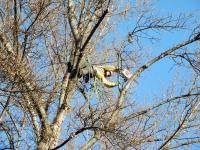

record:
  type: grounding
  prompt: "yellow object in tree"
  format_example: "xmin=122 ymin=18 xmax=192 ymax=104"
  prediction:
xmin=93 ymin=66 xmax=119 ymax=88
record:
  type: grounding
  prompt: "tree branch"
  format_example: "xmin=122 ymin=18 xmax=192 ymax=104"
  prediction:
xmin=108 ymin=33 xmax=200 ymax=125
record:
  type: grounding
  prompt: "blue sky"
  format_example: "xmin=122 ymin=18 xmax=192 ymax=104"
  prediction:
xmin=132 ymin=1 xmax=199 ymax=149
xmin=156 ymin=0 xmax=200 ymax=12
xmin=128 ymin=0 xmax=200 ymax=104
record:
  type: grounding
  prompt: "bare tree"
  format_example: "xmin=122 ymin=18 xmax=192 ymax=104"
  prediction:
xmin=0 ymin=0 xmax=200 ymax=150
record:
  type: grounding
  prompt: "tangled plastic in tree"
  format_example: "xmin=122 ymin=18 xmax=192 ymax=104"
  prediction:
xmin=68 ymin=61 xmax=132 ymax=88
xmin=92 ymin=66 xmax=132 ymax=88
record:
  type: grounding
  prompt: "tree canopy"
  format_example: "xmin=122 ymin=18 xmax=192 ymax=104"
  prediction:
xmin=0 ymin=0 xmax=200 ymax=149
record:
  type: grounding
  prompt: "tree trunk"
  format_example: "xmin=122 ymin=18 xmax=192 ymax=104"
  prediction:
xmin=37 ymin=80 xmax=76 ymax=150
xmin=37 ymin=133 xmax=60 ymax=150
xmin=37 ymin=142 xmax=50 ymax=150
xmin=37 ymin=126 xmax=60 ymax=150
